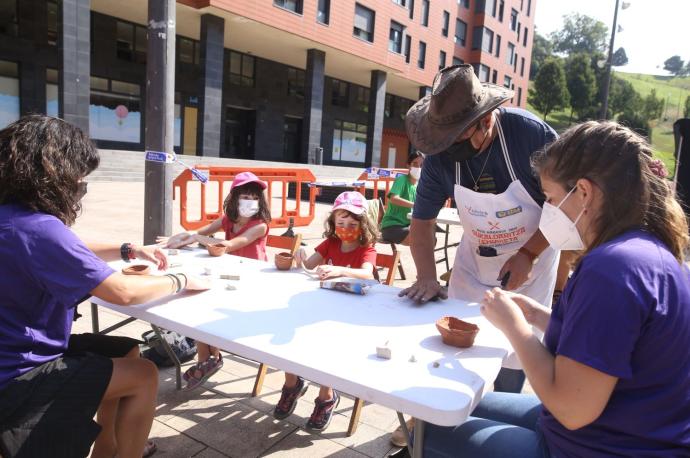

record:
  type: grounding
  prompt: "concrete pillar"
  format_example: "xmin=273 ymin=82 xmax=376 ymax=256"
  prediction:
xmin=303 ymin=49 xmax=325 ymax=164
xmin=58 ymin=0 xmax=90 ymax=133
xmin=365 ymin=70 xmax=387 ymax=167
xmin=197 ymin=14 xmax=224 ymax=157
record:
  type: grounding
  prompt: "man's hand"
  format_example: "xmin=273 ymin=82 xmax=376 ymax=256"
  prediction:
xmin=399 ymin=279 xmax=448 ymax=304
xmin=132 ymin=244 xmax=168 ymax=270
xmin=498 ymin=252 xmax=534 ymax=290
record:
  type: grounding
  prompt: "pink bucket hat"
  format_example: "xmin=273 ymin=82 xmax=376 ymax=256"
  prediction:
xmin=332 ymin=191 xmax=366 ymax=215
xmin=231 ymin=171 xmax=267 ymax=190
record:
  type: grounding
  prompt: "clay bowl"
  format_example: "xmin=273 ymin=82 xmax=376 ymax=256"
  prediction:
xmin=274 ymin=251 xmax=294 ymax=271
xmin=122 ymin=264 xmax=150 ymax=276
xmin=206 ymin=243 xmax=226 ymax=257
xmin=435 ymin=316 xmax=479 ymax=348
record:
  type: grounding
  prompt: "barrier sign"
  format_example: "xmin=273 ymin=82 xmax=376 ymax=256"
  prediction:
xmin=144 ymin=150 xmax=209 ymax=184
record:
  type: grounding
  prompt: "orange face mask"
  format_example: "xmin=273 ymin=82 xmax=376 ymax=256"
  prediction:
xmin=335 ymin=227 xmax=361 ymax=243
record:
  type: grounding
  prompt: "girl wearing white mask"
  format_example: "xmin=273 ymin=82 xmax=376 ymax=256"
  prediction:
xmin=380 ymin=151 xmax=424 ymax=245
xmin=158 ymin=171 xmax=271 ymax=390
xmin=422 ymin=121 xmax=690 ymax=457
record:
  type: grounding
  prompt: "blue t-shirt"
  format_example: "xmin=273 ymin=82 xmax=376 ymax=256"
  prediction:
xmin=412 ymin=107 xmax=557 ymax=219
xmin=0 ymin=204 xmax=114 ymax=389
xmin=540 ymin=230 xmax=690 ymax=457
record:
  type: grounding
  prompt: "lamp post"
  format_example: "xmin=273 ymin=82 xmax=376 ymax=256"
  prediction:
xmin=600 ymin=0 xmax=630 ymax=119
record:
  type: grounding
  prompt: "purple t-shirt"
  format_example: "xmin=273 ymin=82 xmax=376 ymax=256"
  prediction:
xmin=0 ymin=204 xmax=114 ymax=389
xmin=540 ymin=230 xmax=690 ymax=457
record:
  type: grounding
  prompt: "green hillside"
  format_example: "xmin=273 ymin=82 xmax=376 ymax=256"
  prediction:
xmin=527 ymin=72 xmax=690 ymax=174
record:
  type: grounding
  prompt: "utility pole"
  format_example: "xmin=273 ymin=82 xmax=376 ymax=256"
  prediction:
xmin=143 ymin=0 xmax=176 ymax=245
xmin=600 ymin=0 xmax=621 ymax=119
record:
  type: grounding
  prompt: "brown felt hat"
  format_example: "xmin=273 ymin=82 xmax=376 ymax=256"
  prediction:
xmin=405 ymin=64 xmax=514 ymax=155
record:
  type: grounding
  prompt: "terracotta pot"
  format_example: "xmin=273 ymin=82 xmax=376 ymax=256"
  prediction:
xmin=435 ymin=316 xmax=479 ymax=348
xmin=206 ymin=243 xmax=226 ymax=257
xmin=122 ymin=264 xmax=150 ymax=276
xmin=274 ymin=251 xmax=294 ymax=271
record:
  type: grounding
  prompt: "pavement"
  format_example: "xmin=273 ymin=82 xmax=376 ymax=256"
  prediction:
xmin=71 ymin=181 xmax=464 ymax=458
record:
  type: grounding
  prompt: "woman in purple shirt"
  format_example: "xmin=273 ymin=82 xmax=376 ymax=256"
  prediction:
xmin=423 ymin=121 xmax=690 ymax=457
xmin=0 ymin=116 xmax=210 ymax=458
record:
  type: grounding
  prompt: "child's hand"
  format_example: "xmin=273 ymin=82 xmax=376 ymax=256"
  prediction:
xmin=157 ymin=232 xmax=195 ymax=248
xmin=294 ymin=248 xmax=308 ymax=267
xmin=316 ymin=265 xmax=342 ymax=280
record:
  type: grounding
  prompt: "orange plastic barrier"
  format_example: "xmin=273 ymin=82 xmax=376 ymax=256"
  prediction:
xmin=173 ymin=166 xmax=317 ymax=231
xmin=355 ymin=168 xmax=409 ymax=207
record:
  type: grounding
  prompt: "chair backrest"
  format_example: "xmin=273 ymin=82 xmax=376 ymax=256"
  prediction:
xmin=373 ymin=251 xmax=401 ymax=286
xmin=266 ymin=233 xmax=302 ymax=255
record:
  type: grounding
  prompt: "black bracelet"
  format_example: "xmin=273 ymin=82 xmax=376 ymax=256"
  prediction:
xmin=120 ymin=243 xmax=131 ymax=263
xmin=177 ymin=273 xmax=188 ymax=290
xmin=165 ymin=273 xmax=182 ymax=294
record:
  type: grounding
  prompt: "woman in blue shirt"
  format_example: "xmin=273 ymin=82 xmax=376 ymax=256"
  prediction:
xmin=423 ymin=121 xmax=690 ymax=457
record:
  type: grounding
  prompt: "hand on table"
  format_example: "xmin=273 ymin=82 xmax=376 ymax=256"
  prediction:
xmin=315 ymin=264 xmax=342 ymax=280
xmin=480 ymin=288 xmax=531 ymax=337
xmin=132 ymin=244 xmax=168 ymax=270
xmin=156 ymin=232 xmax=196 ymax=249
xmin=182 ymin=274 xmax=212 ymax=291
xmin=294 ymin=248 xmax=308 ymax=268
xmin=398 ymin=279 xmax=448 ymax=304
xmin=498 ymin=252 xmax=534 ymax=290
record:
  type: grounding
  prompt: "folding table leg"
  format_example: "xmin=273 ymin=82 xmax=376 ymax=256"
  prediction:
xmin=91 ymin=302 xmax=99 ymax=333
xmin=412 ymin=419 xmax=425 ymax=458
xmin=252 ymin=363 xmax=268 ymax=397
xmin=443 ymin=224 xmax=451 ymax=272
xmin=151 ymin=325 xmax=182 ymax=390
xmin=348 ymin=398 xmax=365 ymax=436
xmin=396 ymin=412 xmax=414 ymax=457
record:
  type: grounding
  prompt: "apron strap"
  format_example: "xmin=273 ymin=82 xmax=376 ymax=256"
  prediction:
xmin=495 ymin=121 xmax=518 ymax=182
xmin=455 ymin=161 xmax=461 ymax=185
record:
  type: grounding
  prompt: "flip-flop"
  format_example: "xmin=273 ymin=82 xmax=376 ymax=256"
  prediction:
xmin=143 ymin=439 xmax=157 ymax=457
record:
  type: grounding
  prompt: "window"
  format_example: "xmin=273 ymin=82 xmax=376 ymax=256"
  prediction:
xmin=353 ymin=4 xmax=375 ymax=42
xmin=46 ymin=69 xmax=59 ymax=117
xmin=510 ymin=9 xmax=518 ymax=31
xmin=442 ymin=11 xmax=449 ymax=36
xmin=439 ymin=50 xmax=446 ymax=70
xmin=331 ymin=79 xmax=349 ymax=107
xmin=498 ymin=0 xmax=505 ymax=21
xmin=0 ymin=1 xmax=18 ymax=37
xmin=228 ymin=51 xmax=255 ymax=87
xmin=452 ymin=57 xmax=464 ymax=66
xmin=389 ymin=21 xmax=405 ymax=54
xmin=404 ymin=35 xmax=412 ymax=63
xmin=356 ymin=87 xmax=370 ymax=112
xmin=514 ymin=52 xmax=518 ymax=72
xmin=397 ymin=98 xmax=412 ymax=120
xmin=504 ymin=75 xmax=512 ymax=88
xmin=421 ymin=0 xmax=429 ymax=26
xmin=90 ymin=76 xmax=142 ymax=143
xmin=490 ymin=0 xmax=498 ymax=17
xmin=409 ymin=0 xmax=415 ymax=20
xmin=474 ymin=0 xmax=486 ymax=13
xmin=116 ymin=22 xmax=134 ymax=61
xmin=495 ymin=34 xmax=501 ymax=57
xmin=527 ymin=0 xmax=531 ymax=16
xmin=332 ymin=120 xmax=367 ymax=163
xmin=473 ymin=26 xmax=493 ymax=53
xmin=517 ymin=87 xmax=522 ymax=105
xmin=274 ymin=0 xmax=303 ymax=14
xmin=455 ymin=19 xmax=467 ymax=46
xmin=458 ymin=0 xmax=469 ymax=7
xmin=520 ymin=57 xmax=525 ymax=77
xmin=0 ymin=60 xmax=19 ymax=129
xmin=517 ymin=22 xmax=521 ymax=42
xmin=492 ymin=69 xmax=497 ymax=84
xmin=385 ymin=94 xmax=393 ymax=118
xmin=507 ymin=42 xmax=515 ymax=65
xmin=287 ymin=67 xmax=305 ymax=98
xmin=393 ymin=0 xmax=408 ymax=6
xmin=418 ymin=41 xmax=426 ymax=69
xmin=179 ymin=37 xmax=200 ymax=65
xmin=47 ymin=0 xmax=58 ymax=45
xmin=523 ymin=28 xmax=528 ymax=46
xmin=478 ymin=64 xmax=490 ymax=82
xmin=317 ymin=0 xmax=330 ymax=24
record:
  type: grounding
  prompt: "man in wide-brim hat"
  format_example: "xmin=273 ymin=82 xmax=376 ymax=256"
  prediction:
xmin=399 ymin=64 xmax=561 ymax=393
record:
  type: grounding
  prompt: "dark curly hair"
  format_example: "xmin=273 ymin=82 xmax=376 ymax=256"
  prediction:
xmin=323 ymin=209 xmax=379 ymax=247
xmin=0 ymin=115 xmax=99 ymax=226
xmin=223 ymin=181 xmax=271 ymax=224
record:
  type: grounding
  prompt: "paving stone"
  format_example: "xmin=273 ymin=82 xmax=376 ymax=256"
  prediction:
xmin=148 ymin=419 xmax=207 ymax=457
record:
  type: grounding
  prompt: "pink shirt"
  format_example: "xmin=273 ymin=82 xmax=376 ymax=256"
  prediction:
xmin=221 ymin=216 xmax=268 ymax=261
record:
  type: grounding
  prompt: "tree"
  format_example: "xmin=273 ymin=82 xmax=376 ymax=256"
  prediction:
xmin=566 ymin=54 xmax=597 ymax=122
xmin=618 ymin=110 xmax=650 ymax=139
xmin=643 ymin=89 xmax=664 ymax=121
xmin=528 ymin=58 xmax=570 ymax=121
xmin=685 ymin=95 xmax=690 ymax=118
xmin=530 ymin=32 xmax=553 ymax=80
xmin=549 ymin=13 xmax=608 ymax=55
xmin=664 ymin=55 xmax=685 ymax=76
xmin=612 ymin=47 xmax=628 ymax=67
xmin=609 ymin=76 xmax=642 ymax=119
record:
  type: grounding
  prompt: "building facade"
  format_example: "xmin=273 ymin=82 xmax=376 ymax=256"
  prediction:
xmin=0 ymin=0 xmax=536 ymax=168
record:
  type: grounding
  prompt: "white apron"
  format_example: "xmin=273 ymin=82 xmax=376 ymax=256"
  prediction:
xmin=449 ymin=122 xmax=559 ymax=307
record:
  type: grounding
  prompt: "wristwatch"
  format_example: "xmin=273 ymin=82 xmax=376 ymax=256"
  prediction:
xmin=518 ymin=246 xmax=539 ymax=265
xmin=120 ymin=243 xmax=136 ymax=262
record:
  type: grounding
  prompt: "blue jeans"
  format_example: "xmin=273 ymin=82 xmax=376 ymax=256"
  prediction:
xmin=422 ymin=392 xmax=552 ymax=458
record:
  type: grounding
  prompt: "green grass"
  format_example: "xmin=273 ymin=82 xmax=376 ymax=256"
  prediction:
xmin=526 ymin=72 xmax=690 ymax=175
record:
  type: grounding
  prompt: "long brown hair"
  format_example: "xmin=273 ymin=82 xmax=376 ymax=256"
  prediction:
xmin=532 ymin=121 xmax=688 ymax=262
xmin=223 ymin=181 xmax=271 ymax=224
xmin=0 ymin=115 xmax=99 ymax=226
xmin=323 ymin=210 xmax=379 ymax=247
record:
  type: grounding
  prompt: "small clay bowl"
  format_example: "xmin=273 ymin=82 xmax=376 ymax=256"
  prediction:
xmin=274 ymin=252 xmax=294 ymax=271
xmin=436 ymin=316 xmax=479 ymax=348
xmin=206 ymin=243 xmax=226 ymax=257
xmin=122 ymin=264 xmax=150 ymax=276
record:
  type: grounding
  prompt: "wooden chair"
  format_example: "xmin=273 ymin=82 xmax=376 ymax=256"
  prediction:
xmin=251 ymin=233 xmax=302 ymax=397
xmin=369 ymin=198 xmax=407 ymax=281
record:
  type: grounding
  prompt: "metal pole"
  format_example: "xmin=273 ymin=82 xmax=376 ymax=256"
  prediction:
xmin=600 ymin=0 xmax=620 ymax=120
xmin=143 ymin=0 xmax=176 ymax=245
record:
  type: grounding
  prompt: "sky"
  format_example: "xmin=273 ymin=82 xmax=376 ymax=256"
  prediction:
xmin=533 ymin=0 xmax=690 ymax=75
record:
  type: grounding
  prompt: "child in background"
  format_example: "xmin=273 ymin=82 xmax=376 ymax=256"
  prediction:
xmin=158 ymin=171 xmax=271 ymax=390
xmin=274 ymin=191 xmax=378 ymax=431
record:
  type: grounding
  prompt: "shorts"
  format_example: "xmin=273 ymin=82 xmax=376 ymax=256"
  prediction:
xmin=380 ymin=225 xmax=410 ymax=244
xmin=0 ymin=333 xmax=140 ymax=458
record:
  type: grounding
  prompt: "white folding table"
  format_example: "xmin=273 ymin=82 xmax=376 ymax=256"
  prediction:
xmin=91 ymin=249 xmax=513 ymax=457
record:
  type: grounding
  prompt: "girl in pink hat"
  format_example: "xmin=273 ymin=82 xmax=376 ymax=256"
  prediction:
xmin=272 ymin=191 xmax=379 ymax=431
xmin=158 ymin=171 xmax=271 ymax=390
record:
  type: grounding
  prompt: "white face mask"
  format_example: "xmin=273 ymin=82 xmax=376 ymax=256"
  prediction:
xmin=238 ymin=198 xmax=260 ymax=218
xmin=409 ymin=167 xmax=421 ymax=180
xmin=538 ymin=186 xmax=585 ymax=251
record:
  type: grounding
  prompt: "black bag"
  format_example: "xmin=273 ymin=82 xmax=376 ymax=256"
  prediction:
xmin=141 ymin=329 xmax=197 ymax=367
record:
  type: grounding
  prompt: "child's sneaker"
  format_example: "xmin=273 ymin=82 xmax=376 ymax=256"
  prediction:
xmin=273 ymin=376 xmax=307 ymax=420
xmin=306 ymin=391 xmax=340 ymax=431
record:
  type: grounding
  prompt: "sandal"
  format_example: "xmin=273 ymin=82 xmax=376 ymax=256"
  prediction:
xmin=142 ymin=439 xmax=157 ymax=457
xmin=182 ymin=354 xmax=223 ymax=391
